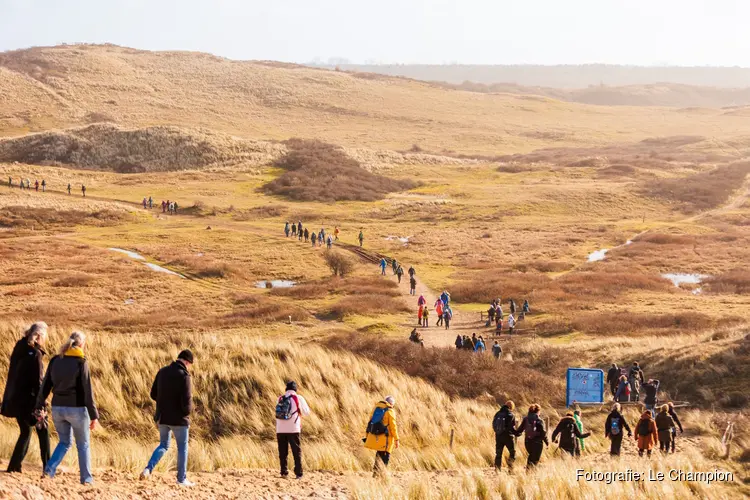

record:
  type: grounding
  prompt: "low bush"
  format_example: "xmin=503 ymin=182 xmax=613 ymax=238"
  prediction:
xmin=326 ymin=294 xmax=409 ymax=319
xmin=323 ymin=250 xmax=354 ymax=277
xmin=706 ymin=269 xmax=750 ymax=294
xmin=52 ymin=273 xmax=96 ymax=287
xmin=0 ymin=207 xmax=127 ymax=229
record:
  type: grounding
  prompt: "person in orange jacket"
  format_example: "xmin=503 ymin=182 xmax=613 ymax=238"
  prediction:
xmin=363 ymin=396 xmax=399 ymax=476
xmin=635 ymin=410 xmax=658 ymax=457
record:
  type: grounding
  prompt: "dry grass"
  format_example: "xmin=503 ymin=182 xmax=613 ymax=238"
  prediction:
xmin=706 ymin=269 xmax=750 ymax=294
xmin=0 ymin=206 xmax=128 ymax=229
xmin=263 ymin=139 xmax=417 ymax=201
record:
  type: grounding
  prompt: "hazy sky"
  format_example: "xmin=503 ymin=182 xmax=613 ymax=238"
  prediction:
xmin=1 ymin=0 xmax=748 ymax=66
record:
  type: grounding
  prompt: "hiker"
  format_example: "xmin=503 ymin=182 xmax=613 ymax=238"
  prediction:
xmin=492 ymin=341 xmax=502 ymax=359
xmin=379 ymin=258 xmax=387 ymax=276
xmin=320 ymin=228 xmax=326 ymax=242
xmin=417 ymin=295 xmax=426 ymax=308
xmin=81 ymin=185 xmax=86 ymax=197
xmin=174 ymin=202 xmax=179 ymax=213
xmin=318 ymin=231 xmax=324 ymax=246
xmin=143 ymin=197 xmax=148 ymax=209
xmin=25 ymin=179 xmax=30 ymax=189
xmin=628 ymin=362 xmax=645 ymax=402
xmin=655 ymin=405 xmax=676 ymax=454
xmin=67 ymin=184 xmax=72 ymax=195
xmin=334 ymin=226 xmax=340 ymax=240
xmin=435 ymin=299 xmax=444 ymax=327
xmin=573 ymin=409 xmax=586 ymax=456
xmin=409 ymin=276 xmax=417 ymax=296
xmin=35 ymin=180 xmax=39 ymax=192
xmin=635 ymin=410 xmax=658 ymax=457
xmin=643 ymin=379 xmax=660 ymax=417
xmin=41 ymin=180 xmax=46 ymax=192
xmin=162 ymin=200 xmax=166 ymax=213
xmin=36 ymin=331 xmax=98 ymax=485
xmin=417 ymin=305 xmax=424 ymax=326
xmin=140 ymin=350 xmax=195 ymax=486
xmin=409 ymin=328 xmax=422 ymax=343
xmin=422 ymin=307 xmax=429 ymax=327
xmin=2 ymin=322 xmax=50 ymax=473
xmin=516 ymin=404 xmax=549 ymax=468
xmin=509 ymin=299 xmax=516 ymax=315
xmin=297 ymin=221 xmax=303 ymax=236
xmin=304 ymin=228 xmax=309 ymax=242
xmin=507 ymin=313 xmax=516 ymax=334
xmin=148 ymin=197 xmax=153 ymax=209
xmin=604 ymin=402 xmax=632 ymax=456
xmin=311 ymin=232 xmax=317 ymax=247
xmin=614 ymin=375 xmax=631 ymax=403
xmin=284 ymin=222 xmax=290 ymax=237
xmin=298 ymin=227 xmax=303 ymax=241
xmin=454 ymin=335 xmax=462 ymax=350
xmin=408 ymin=266 xmax=415 ymax=279
xmin=363 ymin=396 xmax=399 ymax=476
xmin=552 ymin=411 xmax=590 ymax=457
xmin=474 ymin=336 xmax=486 ymax=353
xmin=667 ymin=403 xmax=683 ymax=453
xmin=396 ymin=265 xmax=404 ymax=284
xmin=492 ymin=401 xmax=518 ymax=471
xmin=606 ymin=364 xmax=620 ymax=397
xmin=7 ymin=176 xmax=11 ymax=188
xmin=443 ymin=305 xmax=452 ymax=329
xmin=463 ymin=335 xmax=473 ymax=350
xmin=275 ymin=381 xmax=311 ymax=479
xmin=487 ymin=304 xmax=496 ymax=326
xmin=495 ymin=314 xmax=503 ymax=333
xmin=326 ymin=235 xmax=333 ymax=249
xmin=291 ymin=223 xmax=297 ymax=237
xmin=358 ymin=230 xmax=364 ymax=247
xmin=522 ymin=299 xmax=530 ymax=314
xmin=440 ymin=290 xmax=450 ymax=306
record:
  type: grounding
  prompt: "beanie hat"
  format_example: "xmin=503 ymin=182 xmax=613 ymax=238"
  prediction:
xmin=178 ymin=349 xmax=194 ymax=364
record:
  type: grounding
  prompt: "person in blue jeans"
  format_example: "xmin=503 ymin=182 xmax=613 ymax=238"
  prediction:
xmin=36 ymin=331 xmax=99 ymax=485
xmin=140 ymin=350 xmax=195 ymax=486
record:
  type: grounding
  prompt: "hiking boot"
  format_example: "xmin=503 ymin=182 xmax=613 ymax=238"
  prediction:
xmin=139 ymin=468 xmax=150 ymax=481
xmin=177 ymin=479 xmax=195 ymax=487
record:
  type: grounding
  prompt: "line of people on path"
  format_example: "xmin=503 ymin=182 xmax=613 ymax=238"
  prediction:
xmin=285 ymin=221 xmax=337 ymax=249
xmin=486 ymin=298 xmax=530 ymax=335
xmin=8 ymin=177 xmax=86 ymax=196
xmin=607 ymin=362 xmax=661 ymax=415
xmin=160 ymin=200 xmax=178 ymax=214
xmin=454 ymin=333 xmax=502 ymax=358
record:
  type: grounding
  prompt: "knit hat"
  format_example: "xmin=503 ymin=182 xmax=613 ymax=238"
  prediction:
xmin=286 ymin=380 xmax=298 ymax=392
xmin=178 ymin=349 xmax=194 ymax=364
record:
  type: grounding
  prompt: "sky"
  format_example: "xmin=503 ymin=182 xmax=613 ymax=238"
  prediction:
xmin=1 ymin=0 xmax=748 ymax=66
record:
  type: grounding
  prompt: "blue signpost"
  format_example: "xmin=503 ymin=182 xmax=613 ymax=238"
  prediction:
xmin=566 ymin=368 xmax=604 ymax=407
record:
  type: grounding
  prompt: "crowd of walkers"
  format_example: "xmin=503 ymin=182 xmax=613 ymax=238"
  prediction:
xmin=486 ymin=298 xmax=530 ymax=334
xmin=8 ymin=177 xmax=86 ymax=196
xmin=284 ymin=221 xmax=339 ymax=249
xmin=606 ymin=362 xmax=661 ymax=415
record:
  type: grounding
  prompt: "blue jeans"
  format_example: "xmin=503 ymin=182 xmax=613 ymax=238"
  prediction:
xmin=46 ymin=406 xmax=92 ymax=484
xmin=145 ymin=425 xmax=189 ymax=482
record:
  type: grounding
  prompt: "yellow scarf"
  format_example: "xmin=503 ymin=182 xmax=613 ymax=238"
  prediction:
xmin=64 ymin=347 xmax=85 ymax=358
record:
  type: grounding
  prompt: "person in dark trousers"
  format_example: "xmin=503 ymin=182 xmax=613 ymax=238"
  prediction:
xmin=36 ymin=331 xmax=98 ymax=485
xmin=291 ymin=223 xmax=297 ymax=237
xmin=606 ymin=364 xmax=620 ymax=397
xmin=284 ymin=222 xmax=290 ymax=237
xmin=41 ymin=180 xmax=46 ymax=192
xmin=643 ymin=379 xmax=660 ymax=417
xmin=667 ymin=402 xmax=683 ymax=453
xmin=443 ymin=305 xmax=452 ymax=329
xmin=655 ymin=404 xmax=676 ymax=454
xmin=67 ymin=183 xmax=72 ymax=195
xmin=2 ymin=322 xmax=50 ymax=473
xmin=409 ymin=276 xmax=417 ymax=296
xmin=629 ymin=362 xmax=645 ymax=402
xmin=509 ymin=299 xmax=516 ymax=315
xmin=363 ymin=396 xmax=399 ymax=477
xmin=491 ymin=341 xmax=502 ymax=359
xmin=408 ymin=266 xmax=415 ymax=279
xmin=604 ymin=402 xmax=632 ymax=456
xmin=140 ymin=350 xmax=195 ymax=486
xmin=81 ymin=185 xmax=86 ymax=197
xmin=552 ymin=412 xmax=590 ymax=456
xmin=515 ymin=404 xmax=548 ymax=468
xmin=396 ymin=266 xmax=404 ymax=284
xmin=454 ymin=335 xmax=462 ymax=350
xmin=492 ymin=401 xmax=518 ymax=471
xmin=614 ymin=375 xmax=631 ymax=403
xmin=304 ymin=228 xmax=309 ymax=242
xmin=358 ymin=230 xmax=364 ymax=247
xmin=276 ymin=381 xmax=311 ymax=479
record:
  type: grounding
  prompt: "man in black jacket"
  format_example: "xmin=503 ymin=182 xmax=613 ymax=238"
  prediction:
xmin=140 ymin=350 xmax=194 ymax=486
xmin=643 ymin=379 xmax=660 ymax=417
xmin=667 ymin=402 xmax=683 ymax=453
xmin=552 ymin=412 xmax=590 ymax=456
xmin=492 ymin=401 xmax=518 ymax=471
xmin=606 ymin=364 xmax=620 ymax=397
xmin=604 ymin=403 xmax=632 ymax=456
xmin=515 ymin=404 xmax=549 ymax=469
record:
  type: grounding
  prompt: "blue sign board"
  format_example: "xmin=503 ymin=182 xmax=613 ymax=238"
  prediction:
xmin=566 ymin=368 xmax=604 ymax=407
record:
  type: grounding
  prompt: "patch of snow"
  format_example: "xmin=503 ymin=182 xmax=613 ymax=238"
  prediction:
xmin=144 ymin=263 xmax=185 ymax=278
xmin=256 ymin=280 xmax=296 ymax=289
xmin=109 ymin=248 xmax=145 ymax=260
xmin=662 ymin=273 xmax=710 ymax=288
xmin=587 ymin=249 xmax=609 ymax=262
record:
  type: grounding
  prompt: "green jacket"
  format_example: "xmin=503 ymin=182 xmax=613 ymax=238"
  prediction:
xmin=573 ymin=414 xmax=585 ymax=451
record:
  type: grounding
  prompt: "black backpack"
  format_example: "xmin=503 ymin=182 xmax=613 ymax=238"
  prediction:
xmin=525 ymin=414 xmax=541 ymax=440
xmin=493 ymin=410 xmax=513 ymax=435
xmin=638 ymin=419 xmax=651 ymax=436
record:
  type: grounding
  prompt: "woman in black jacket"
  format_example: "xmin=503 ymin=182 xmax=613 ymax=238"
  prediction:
xmin=1 ymin=322 xmax=51 ymax=473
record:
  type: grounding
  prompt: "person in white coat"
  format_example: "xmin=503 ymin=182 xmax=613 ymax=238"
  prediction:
xmin=275 ymin=381 xmax=311 ymax=479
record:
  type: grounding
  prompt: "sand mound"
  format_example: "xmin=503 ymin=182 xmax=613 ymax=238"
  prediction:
xmin=0 ymin=123 xmax=285 ymax=172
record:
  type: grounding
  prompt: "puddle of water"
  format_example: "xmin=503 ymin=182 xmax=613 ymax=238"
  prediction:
xmin=255 ymin=280 xmax=296 ymax=289
xmin=109 ymin=248 xmax=145 ymax=261
xmin=587 ymin=249 xmax=608 ymax=262
xmin=662 ymin=273 xmax=710 ymax=287
xmin=144 ymin=262 xmax=186 ymax=278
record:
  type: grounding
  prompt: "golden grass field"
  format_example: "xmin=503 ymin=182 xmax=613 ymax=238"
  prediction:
xmin=0 ymin=45 xmax=749 ymax=498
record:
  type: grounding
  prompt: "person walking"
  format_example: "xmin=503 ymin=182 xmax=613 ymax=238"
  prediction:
xmin=409 ymin=276 xmax=417 ymax=296
xmin=492 ymin=341 xmax=502 ymax=359
xmin=573 ymin=409 xmax=586 ymax=456
xmin=334 ymin=226 xmax=340 ymax=241
xmin=34 ymin=180 xmax=39 ymax=192
xmin=67 ymin=184 xmax=72 ymax=195
xmin=318 ymin=231 xmax=324 ymax=247
xmin=311 ymin=232 xmax=317 ymax=247
xmin=326 ymin=235 xmax=333 ymax=249
xmin=284 ymin=222 xmax=290 ymax=237
xmin=667 ymin=402 xmax=683 ymax=453
xmin=396 ymin=266 xmax=404 ymax=284
xmin=8 ymin=176 xmax=11 ymax=188
xmin=643 ymin=379 xmax=660 ymax=416
xmin=291 ymin=223 xmax=297 ymax=237
xmin=2 ymin=322 xmax=50 ymax=473
xmin=606 ymin=364 xmax=620 ymax=398
xmin=161 ymin=200 xmax=166 ymax=213
xmin=629 ymin=362 xmax=645 ymax=402
xmin=379 ymin=258 xmax=387 ymax=276
xmin=358 ymin=230 xmax=364 ymax=247
xmin=454 ymin=335 xmax=462 ymax=350
xmin=36 ymin=331 xmax=98 ymax=485
xmin=655 ymin=405 xmax=676 ymax=455
xmin=509 ymin=299 xmax=516 ymax=315
xmin=522 ymin=299 xmax=530 ymax=314
xmin=140 ymin=350 xmax=195 ymax=486
xmin=492 ymin=401 xmax=518 ymax=471
xmin=41 ymin=180 xmax=46 ymax=192
xmin=148 ymin=197 xmax=153 ymax=209
xmin=363 ymin=396 xmax=399 ymax=477
xmin=417 ymin=305 xmax=424 ymax=326
xmin=303 ymin=228 xmax=309 ymax=242
xmin=422 ymin=307 xmax=429 ymax=327
xmin=443 ymin=305 xmax=453 ymax=329
xmin=297 ymin=221 xmax=303 ymax=237
xmin=143 ymin=197 xmax=148 ymax=209
xmin=474 ymin=336 xmax=486 ymax=353
xmin=408 ymin=266 xmax=415 ymax=280
xmin=604 ymin=403 xmax=632 ymax=456
xmin=81 ymin=185 xmax=86 ymax=197
xmin=614 ymin=375 xmax=631 ymax=403
xmin=435 ymin=299 xmax=444 ymax=327
xmin=551 ymin=411 xmax=590 ymax=457
xmin=635 ymin=410 xmax=658 ymax=458
xmin=515 ymin=404 xmax=549 ymax=468
xmin=507 ymin=313 xmax=516 ymax=335
xmin=275 ymin=381 xmax=311 ymax=479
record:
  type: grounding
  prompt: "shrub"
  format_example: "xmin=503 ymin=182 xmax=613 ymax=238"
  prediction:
xmin=326 ymin=294 xmax=409 ymax=319
xmin=706 ymin=269 xmax=750 ymax=294
xmin=263 ymin=139 xmax=417 ymax=201
xmin=323 ymin=250 xmax=354 ymax=277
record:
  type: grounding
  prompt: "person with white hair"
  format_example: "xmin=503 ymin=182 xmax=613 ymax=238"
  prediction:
xmin=1 ymin=322 xmax=50 ymax=473
xmin=36 ymin=331 xmax=99 ymax=485
xmin=363 ymin=395 xmax=399 ymax=476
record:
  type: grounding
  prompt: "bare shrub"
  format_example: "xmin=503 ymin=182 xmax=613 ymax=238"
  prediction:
xmin=0 ymin=207 xmax=127 ymax=229
xmin=323 ymin=250 xmax=354 ymax=277
xmin=52 ymin=273 xmax=95 ymax=287
xmin=263 ymin=139 xmax=417 ymax=202
xmin=326 ymin=294 xmax=409 ymax=319
xmin=706 ymin=269 xmax=750 ymax=294
xmin=222 ymin=294 xmax=308 ymax=324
